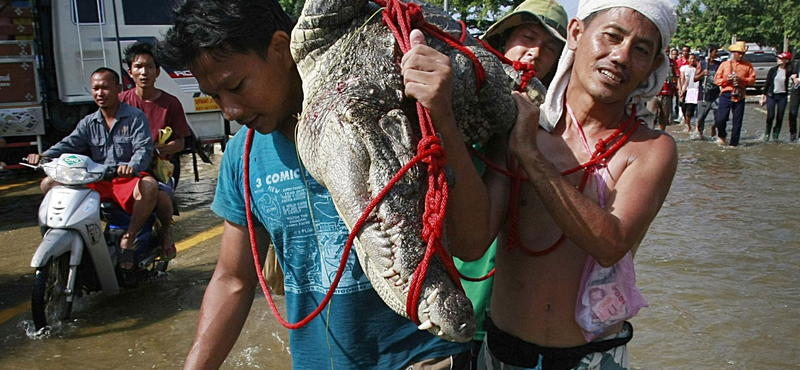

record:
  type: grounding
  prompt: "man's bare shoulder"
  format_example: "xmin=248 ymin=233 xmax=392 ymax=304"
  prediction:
xmin=626 ymin=124 xmax=678 ymax=166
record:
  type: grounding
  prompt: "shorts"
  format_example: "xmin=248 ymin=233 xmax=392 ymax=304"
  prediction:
xmin=647 ymin=95 xmax=672 ymax=127
xmin=87 ymin=172 xmax=149 ymax=214
xmin=477 ymin=317 xmax=632 ymax=370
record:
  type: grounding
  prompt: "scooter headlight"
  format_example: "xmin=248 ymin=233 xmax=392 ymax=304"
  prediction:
xmin=44 ymin=165 xmax=104 ymax=185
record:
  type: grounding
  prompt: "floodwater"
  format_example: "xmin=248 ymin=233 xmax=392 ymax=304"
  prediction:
xmin=0 ymin=103 xmax=799 ymax=369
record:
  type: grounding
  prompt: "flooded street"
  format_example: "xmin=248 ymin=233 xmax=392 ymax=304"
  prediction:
xmin=0 ymin=103 xmax=799 ymax=369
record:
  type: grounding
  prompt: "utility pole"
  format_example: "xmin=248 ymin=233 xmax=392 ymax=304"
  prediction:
xmin=444 ymin=0 xmax=448 ymax=12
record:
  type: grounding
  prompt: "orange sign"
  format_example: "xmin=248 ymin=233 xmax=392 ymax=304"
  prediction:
xmin=193 ymin=96 xmax=219 ymax=111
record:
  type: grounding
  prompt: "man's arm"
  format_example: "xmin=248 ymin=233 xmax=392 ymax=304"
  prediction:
xmin=742 ymin=64 xmax=757 ymax=87
xmin=155 ymin=136 xmax=185 ymax=156
xmin=400 ymin=29 xmax=494 ymax=261
xmin=128 ymin=113 xmax=155 ymax=173
xmin=714 ymin=62 xmax=728 ymax=87
xmin=41 ymin=118 xmax=91 ymax=158
xmin=183 ymin=221 xmax=268 ymax=370
xmin=507 ymin=95 xmax=678 ymax=267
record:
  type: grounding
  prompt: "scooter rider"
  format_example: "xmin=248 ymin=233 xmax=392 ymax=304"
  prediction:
xmin=26 ymin=67 xmax=158 ymax=272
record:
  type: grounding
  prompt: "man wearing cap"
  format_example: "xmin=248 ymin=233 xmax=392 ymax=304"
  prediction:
xmin=714 ymin=41 xmax=755 ymax=146
xmin=481 ymin=0 xmax=568 ymax=86
xmin=458 ymin=0 xmax=679 ymax=369
xmin=454 ymin=1 xmax=568 ymax=368
xmin=760 ymin=51 xmax=794 ymax=141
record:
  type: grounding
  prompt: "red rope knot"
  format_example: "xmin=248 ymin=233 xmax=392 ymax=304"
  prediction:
xmin=404 ymin=2 xmax=425 ymax=29
xmin=511 ymin=61 xmax=537 ymax=91
xmin=417 ymin=135 xmax=446 ymax=168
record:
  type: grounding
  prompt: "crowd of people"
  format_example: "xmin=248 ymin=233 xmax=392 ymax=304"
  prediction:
xmin=653 ymin=40 xmax=799 ymax=146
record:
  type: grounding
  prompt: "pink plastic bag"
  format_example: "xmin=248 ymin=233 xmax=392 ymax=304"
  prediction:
xmin=575 ymin=252 xmax=647 ymax=341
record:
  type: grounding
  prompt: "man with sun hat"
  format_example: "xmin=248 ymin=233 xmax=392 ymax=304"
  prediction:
xmin=714 ymin=40 xmax=756 ymax=146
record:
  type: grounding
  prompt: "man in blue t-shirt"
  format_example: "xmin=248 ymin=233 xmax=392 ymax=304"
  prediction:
xmin=695 ymin=45 xmax=722 ymax=140
xmin=159 ymin=1 xmax=484 ymax=369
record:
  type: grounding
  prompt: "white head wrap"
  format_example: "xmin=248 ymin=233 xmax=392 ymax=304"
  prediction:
xmin=538 ymin=0 xmax=677 ymax=130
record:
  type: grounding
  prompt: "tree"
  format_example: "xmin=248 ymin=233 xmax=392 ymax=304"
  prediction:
xmin=673 ymin=0 xmax=800 ymax=52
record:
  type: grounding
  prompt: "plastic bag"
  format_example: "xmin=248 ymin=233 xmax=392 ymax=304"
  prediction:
xmin=263 ymin=242 xmax=285 ymax=295
xmin=575 ymin=252 xmax=647 ymax=341
xmin=153 ymin=127 xmax=174 ymax=183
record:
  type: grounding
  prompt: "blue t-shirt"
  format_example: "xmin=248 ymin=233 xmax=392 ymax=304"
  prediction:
xmin=212 ymin=129 xmax=468 ymax=369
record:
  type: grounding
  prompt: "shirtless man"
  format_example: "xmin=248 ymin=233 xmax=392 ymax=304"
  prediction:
xmin=467 ymin=1 xmax=679 ymax=369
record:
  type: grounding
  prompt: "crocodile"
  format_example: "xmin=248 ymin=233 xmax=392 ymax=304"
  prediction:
xmin=290 ymin=0 xmax=545 ymax=342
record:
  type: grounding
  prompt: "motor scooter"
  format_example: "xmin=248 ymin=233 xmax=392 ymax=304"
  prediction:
xmin=23 ymin=153 xmax=169 ymax=331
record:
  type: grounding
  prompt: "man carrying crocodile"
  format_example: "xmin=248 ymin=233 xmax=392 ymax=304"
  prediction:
xmin=158 ymin=0 xmax=501 ymax=369
xmin=456 ymin=0 xmax=679 ymax=369
xmin=453 ymin=0 xmax=569 ymax=368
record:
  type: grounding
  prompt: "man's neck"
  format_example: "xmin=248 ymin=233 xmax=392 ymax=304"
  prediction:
xmin=100 ymin=105 xmax=119 ymax=127
xmin=136 ymin=86 xmax=161 ymax=101
xmin=563 ymin=87 xmax=629 ymax=132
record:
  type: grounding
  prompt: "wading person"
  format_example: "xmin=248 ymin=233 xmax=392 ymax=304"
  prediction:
xmin=456 ymin=0 xmax=568 ymax=367
xmin=158 ymin=0 xmax=491 ymax=369
xmin=695 ymin=46 xmax=721 ymax=139
xmin=120 ymin=41 xmax=192 ymax=259
xmin=760 ymin=51 xmax=793 ymax=141
xmin=464 ymin=0 xmax=679 ymax=368
xmin=714 ymin=41 xmax=755 ymax=146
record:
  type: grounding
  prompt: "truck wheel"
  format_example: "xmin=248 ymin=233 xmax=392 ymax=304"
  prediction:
xmin=31 ymin=253 xmax=73 ymax=331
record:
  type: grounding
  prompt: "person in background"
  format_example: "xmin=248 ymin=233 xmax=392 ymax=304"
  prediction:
xmin=119 ymin=41 xmax=192 ymax=259
xmin=647 ymin=46 xmax=678 ymax=131
xmin=679 ymin=53 xmax=700 ymax=133
xmin=714 ymin=41 xmax=755 ymax=146
xmin=158 ymin=0 xmax=481 ymax=369
xmin=760 ymin=51 xmax=793 ymax=141
xmin=695 ymin=45 xmax=721 ymax=140
xmin=788 ymin=53 xmax=800 ymax=142
xmin=456 ymin=0 xmax=568 ymax=368
xmin=26 ymin=68 xmax=157 ymax=271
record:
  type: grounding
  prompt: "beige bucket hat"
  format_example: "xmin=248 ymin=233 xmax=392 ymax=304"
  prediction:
xmin=728 ymin=41 xmax=748 ymax=53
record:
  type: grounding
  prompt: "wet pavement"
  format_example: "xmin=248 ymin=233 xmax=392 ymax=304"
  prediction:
xmin=1 ymin=100 xmax=799 ymax=369
xmin=0 ymin=150 xmax=292 ymax=369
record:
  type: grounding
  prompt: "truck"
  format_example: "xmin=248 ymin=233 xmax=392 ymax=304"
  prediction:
xmin=0 ymin=0 xmax=235 ymax=173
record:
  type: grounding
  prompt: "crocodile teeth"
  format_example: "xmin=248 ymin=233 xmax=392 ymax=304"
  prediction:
xmin=380 ymin=268 xmax=398 ymax=278
xmin=418 ymin=320 xmax=434 ymax=330
xmin=459 ymin=323 xmax=467 ymax=331
xmin=426 ymin=288 xmax=439 ymax=305
xmin=389 ymin=233 xmax=401 ymax=245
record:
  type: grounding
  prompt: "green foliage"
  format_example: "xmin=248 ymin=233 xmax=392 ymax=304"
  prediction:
xmin=279 ymin=0 xmax=305 ymax=19
xmin=673 ymin=0 xmax=800 ymax=52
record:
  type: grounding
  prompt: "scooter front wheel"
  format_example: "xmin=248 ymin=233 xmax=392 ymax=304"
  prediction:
xmin=31 ymin=253 xmax=73 ymax=331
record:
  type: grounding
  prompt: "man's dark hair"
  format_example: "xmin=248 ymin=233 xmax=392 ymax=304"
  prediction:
xmin=124 ymin=42 xmax=160 ymax=69
xmin=706 ymin=44 xmax=718 ymax=53
xmin=158 ymin=0 xmax=294 ymax=68
xmin=92 ymin=67 xmax=121 ymax=85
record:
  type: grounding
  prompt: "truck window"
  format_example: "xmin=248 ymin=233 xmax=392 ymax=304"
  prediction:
xmin=122 ymin=0 xmax=176 ymax=25
xmin=71 ymin=0 xmax=106 ymax=24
